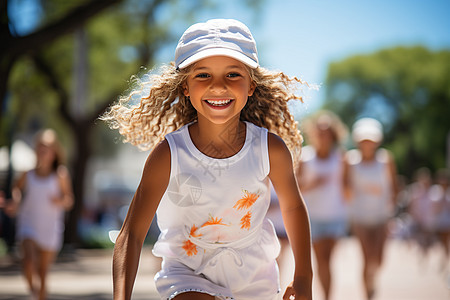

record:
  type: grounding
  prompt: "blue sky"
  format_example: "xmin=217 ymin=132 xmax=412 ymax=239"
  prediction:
xmin=9 ymin=0 xmax=450 ymax=117
xmin=211 ymin=0 xmax=450 ymax=116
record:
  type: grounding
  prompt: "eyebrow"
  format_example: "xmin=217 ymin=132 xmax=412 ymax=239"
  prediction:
xmin=192 ymin=65 xmax=245 ymax=71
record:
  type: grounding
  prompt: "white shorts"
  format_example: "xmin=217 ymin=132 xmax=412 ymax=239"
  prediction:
xmin=154 ymin=220 xmax=281 ymax=299
xmin=155 ymin=255 xmax=280 ymax=300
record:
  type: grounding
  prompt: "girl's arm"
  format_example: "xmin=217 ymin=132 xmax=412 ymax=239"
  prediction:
xmin=296 ymin=160 xmax=328 ymax=193
xmin=386 ymin=150 xmax=399 ymax=206
xmin=342 ymin=153 xmax=353 ymax=202
xmin=54 ymin=166 xmax=74 ymax=211
xmin=268 ymin=133 xmax=312 ymax=300
xmin=113 ymin=140 xmax=171 ymax=300
xmin=4 ymin=172 xmax=27 ymax=217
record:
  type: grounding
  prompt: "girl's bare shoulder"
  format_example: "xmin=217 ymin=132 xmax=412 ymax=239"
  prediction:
xmin=268 ymin=132 xmax=293 ymax=167
xmin=141 ymin=139 xmax=171 ymax=182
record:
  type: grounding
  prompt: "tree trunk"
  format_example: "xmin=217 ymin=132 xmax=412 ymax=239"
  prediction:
xmin=65 ymin=121 xmax=91 ymax=245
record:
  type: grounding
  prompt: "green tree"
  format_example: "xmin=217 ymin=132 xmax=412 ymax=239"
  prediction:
xmin=1 ymin=0 xmax=123 ymax=246
xmin=323 ymin=46 xmax=450 ymax=178
xmin=1 ymin=0 xmax=123 ymax=118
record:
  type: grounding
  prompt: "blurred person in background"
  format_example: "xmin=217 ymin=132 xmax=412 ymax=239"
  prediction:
xmin=408 ymin=167 xmax=435 ymax=257
xmin=428 ymin=168 xmax=450 ymax=267
xmin=344 ymin=118 xmax=397 ymax=300
xmin=296 ymin=110 xmax=348 ymax=300
xmin=5 ymin=129 xmax=73 ymax=300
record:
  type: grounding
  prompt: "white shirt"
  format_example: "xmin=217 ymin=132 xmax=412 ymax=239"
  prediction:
xmin=300 ymin=145 xmax=348 ymax=221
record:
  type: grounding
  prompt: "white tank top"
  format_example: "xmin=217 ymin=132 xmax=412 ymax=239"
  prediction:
xmin=17 ymin=170 xmax=64 ymax=249
xmin=154 ymin=122 xmax=274 ymax=259
xmin=346 ymin=148 xmax=393 ymax=225
xmin=300 ymin=145 xmax=347 ymax=221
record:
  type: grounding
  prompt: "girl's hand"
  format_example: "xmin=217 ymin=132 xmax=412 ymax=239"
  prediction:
xmin=2 ymin=190 xmax=20 ymax=217
xmin=52 ymin=195 xmax=73 ymax=210
xmin=312 ymin=175 xmax=328 ymax=188
xmin=283 ymin=279 xmax=312 ymax=300
xmin=52 ymin=196 xmax=63 ymax=207
xmin=283 ymin=282 xmax=296 ymax=300
xmin=3 ymin=199 xmax=18 ymax=217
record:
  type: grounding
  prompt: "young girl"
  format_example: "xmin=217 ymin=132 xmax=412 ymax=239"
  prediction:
xmin=104 ymin=19 xmax=312 ymax=300
xmin=295 ymin=110 xmax=348 ymax=300
xmin=9 ymin=129 xmax=74 ymax=300
xmin=344 ymin=118 xmax=397 ymax=300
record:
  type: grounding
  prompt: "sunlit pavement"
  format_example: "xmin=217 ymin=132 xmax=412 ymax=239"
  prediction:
xmin=0 ymin=247 xmax=161 ymax=300
xmin=279 ymin=237 xmax=450 ymax=300
xmin=0 ymin=237 xmax=448 ymax=300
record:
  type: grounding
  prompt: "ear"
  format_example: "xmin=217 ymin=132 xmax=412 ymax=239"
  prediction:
xmin=248 ymin=81 xmax=256 ymax=97
xmin=182 ymin=82 xmax=189 ymax=97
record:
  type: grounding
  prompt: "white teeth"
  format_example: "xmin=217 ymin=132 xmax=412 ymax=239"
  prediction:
xmin=206 ymin=99 xmax=232 ymax=106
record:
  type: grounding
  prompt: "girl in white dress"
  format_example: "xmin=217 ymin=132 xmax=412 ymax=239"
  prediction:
xmin=10 ymin=129 xmax=73 ymax=300
xmin=104 ymin=19 xmax=313 ymax=300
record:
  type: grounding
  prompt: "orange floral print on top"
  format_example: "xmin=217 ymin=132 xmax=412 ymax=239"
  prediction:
xmin=182 ymin=224 xmax=202 ymax=256
xmin=240 ymin=211 xmax=252 ymax=230
xmin=189 ymin=224 xmax=202 ymax=238
xmin=182 ymin=240 xmax=198 ymax=256
xmin=182 ymin=189 xmax=260 ymax=255
xmin=202 ymin=216 xmax=227 ymax=227
xmin=233 ymin=190 xmax=259 ymax=210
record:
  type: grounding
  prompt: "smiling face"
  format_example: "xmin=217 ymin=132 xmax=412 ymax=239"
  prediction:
xmin=182 ymin=56 xmax=256 ymax=125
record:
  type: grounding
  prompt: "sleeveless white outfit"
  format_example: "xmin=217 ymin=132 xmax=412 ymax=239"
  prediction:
xmin=153 ymin=122 xmax=281 ymax=300
xmin=17 ymin=170 xmax=65 ymax=251
xmin=300 ymin=146 xmax=348 ymax=241
xmin=346 ymin=149 xmax=394 ymax=225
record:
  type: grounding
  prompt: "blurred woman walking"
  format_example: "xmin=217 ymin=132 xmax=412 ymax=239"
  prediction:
xmin=344 ymin=118 xmax=398 ymax=300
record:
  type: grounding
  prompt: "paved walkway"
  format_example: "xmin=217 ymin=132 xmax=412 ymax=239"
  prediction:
xmin=279 ymin=238 xmax=449 ymax=300
xmin=0 ymin=238 xmax=448 ymax=299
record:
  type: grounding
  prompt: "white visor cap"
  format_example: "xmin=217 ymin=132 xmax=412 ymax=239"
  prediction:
xmin=352 ymin=118 xmax=384 ymax=143
xmin=175 ymin=19 xmax=259 ymax=70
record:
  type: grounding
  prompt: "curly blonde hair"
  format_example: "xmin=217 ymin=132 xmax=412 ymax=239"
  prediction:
xmin=102 ymin=62 xmax=306 ymax=159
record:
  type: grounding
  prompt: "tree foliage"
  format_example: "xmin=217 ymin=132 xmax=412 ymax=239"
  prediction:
xmin=323 ymin=46 xmax=450 ymax=177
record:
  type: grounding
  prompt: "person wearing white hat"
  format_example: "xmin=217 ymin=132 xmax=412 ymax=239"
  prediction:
xmin=105 ymin=19 xmax=313 ymax=300
xmin=343 ymin=118 xmax=398 ymax=300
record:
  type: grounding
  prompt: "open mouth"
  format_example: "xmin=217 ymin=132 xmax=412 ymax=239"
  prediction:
xmin=204 ymin=99 xmax=233 ymax=108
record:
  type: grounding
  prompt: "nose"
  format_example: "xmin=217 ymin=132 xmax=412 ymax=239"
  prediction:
xmin=209 ymin=77 xmax=227 ymax=94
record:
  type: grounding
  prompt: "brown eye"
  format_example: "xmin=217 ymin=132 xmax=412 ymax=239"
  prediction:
xmin=227 ymin=73 xmax=241 ymax=78
xmin=195 ymin=73 xmax=209 ymax=78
